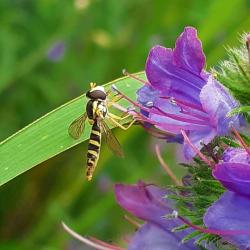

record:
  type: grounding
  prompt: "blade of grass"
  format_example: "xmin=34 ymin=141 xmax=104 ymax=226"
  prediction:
xmin=0 ymin=72 xmax=145 ymax=186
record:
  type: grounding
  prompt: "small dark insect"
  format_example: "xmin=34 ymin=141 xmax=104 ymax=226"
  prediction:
xmin=68 ymin=83 xmax=135 ymax=181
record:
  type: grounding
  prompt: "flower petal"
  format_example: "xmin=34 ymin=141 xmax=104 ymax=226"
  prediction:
xmin=167 ymin=133 xmax=184 ymax=144
xmin=200 ymin=77 xmax=240 ymax=134
xmin=183 ymin=128 xmax=216 ymax=159
xmin=174 ymin=27 xmax=205 ymax=75
xmin=204 ymin=191 xmax=250 ymax=249
xmin=148 ymin=97 xmax=210 ymax=134
xmin=137 ymin=85 xmax=159 ymax=106
xmin=145 ymin=45 xmax=205 ymax=105
xmin=222 ymin=147 xmax=250 ymax=164
xmin=128 ymin=223 xmax=197 ymax=250
xmin=213 ymin=163 xmax=250 ymax=196
xmin=114 ymin=182 xmax=178 ymax=230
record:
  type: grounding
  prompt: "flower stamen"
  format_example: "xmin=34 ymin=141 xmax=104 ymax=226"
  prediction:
xmin=155 ymin=144 xmax=182 ymax=186
xmin=62 ymin=222 xmax=125 ymax=250
xmin=160 ymin=96 xmax=205 ymax=113
xmin=111 ymin=102 xmax=129 ymax=113
xmin=178 ymin=216 xmax=250 ymax=236
xmin=180 ymin=130 xmax=213 ymax=167
xmin=122 ymin=69 xmax=149 ymax=85
xmin=89 ymin=236 xmax=124 ymax=250
xmin=111 ymin=85 xmax=208 ymax=127
xmin=231 ymin=126 xmax=250 ymax=156
xmin=153 ymin=106 xmax=208 ymax=125
xmin=111 ymin=84 xmax=151 ymax=113
xmin=124 ymin=214 xmax=142 ymax=228
xmin=141 ymin=124 xmax=171 ymax=139
xmin=180 ymin=110 xmax=209 ymax=122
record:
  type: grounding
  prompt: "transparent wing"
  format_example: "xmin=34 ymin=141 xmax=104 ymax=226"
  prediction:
xmin=68 ymin=113 xmax=87 ymax=139
xmin=100 ymin=120 xmax=124 ymax=158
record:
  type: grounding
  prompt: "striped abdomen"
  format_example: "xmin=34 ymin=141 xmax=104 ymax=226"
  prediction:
xmin=86 ymin=121 xmax=101 ymax=181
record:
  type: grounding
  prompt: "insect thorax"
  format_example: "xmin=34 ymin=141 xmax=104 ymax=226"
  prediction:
xmin=86 ymin=99 xmax=107 ymax=123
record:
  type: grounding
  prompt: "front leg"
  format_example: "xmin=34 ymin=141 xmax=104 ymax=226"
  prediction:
xmin=107 ymin=114 xmax=136 ymax=130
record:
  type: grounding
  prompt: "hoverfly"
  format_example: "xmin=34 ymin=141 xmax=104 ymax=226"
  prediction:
xmin=68 ymin=83 xmax=134 ymax=181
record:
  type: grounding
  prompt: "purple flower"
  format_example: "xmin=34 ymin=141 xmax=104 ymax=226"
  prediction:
xmin=128 ymin=223 xmax=195 ymax=250
xmin=204 ymin=147 xmax=250 ymax=249
xmin=213 ymin=148 xmax=250 ymax=196
xmin=115 ymin=182 xmax=198 ymax=249
xmin=137 ymin=27 xmax=242 ymax=159
xmin=47 ymin=41 xmax=65 ymax=62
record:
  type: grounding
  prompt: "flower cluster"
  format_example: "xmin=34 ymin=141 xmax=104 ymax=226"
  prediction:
xmin=63 ymin=27 xmax=250 ymax=250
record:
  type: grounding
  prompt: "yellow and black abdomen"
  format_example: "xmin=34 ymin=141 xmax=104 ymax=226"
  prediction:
xmin=86 ymin=121 xmax=101 ymax=181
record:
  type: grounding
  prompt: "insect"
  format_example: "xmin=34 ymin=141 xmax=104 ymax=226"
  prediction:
xmin=68 ymin=82 xmax=135 ymax=181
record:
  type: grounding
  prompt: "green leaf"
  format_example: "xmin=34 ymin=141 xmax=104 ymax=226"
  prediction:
xmin=181 ymin=230 xmax=203 ymax=244
xmin=227 ymin=105 xmax=250 ymax=117
xmin=0 ymin=72 xmax=145 ymax=186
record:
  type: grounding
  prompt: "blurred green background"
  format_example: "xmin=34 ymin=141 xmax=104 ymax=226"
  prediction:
xmin=0 ymin=0 xmax=249 ymax=249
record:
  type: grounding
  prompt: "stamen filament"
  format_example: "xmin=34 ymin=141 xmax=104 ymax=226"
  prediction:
xmin=180 ymin=130 xmax=213 ymax=167
xmin=111 ymin=102 xmax=129 ymax=113
xmin=89 ymin=236 xmax=124 ymax=250
xmin=178 ymin=216 xmax=250 ymax=236
xmin=141 ymin=124 xmax=171 ymax=139
xmin=122 ymin=69 xmax=149 ymax=85
xmin=231 ymin=126 xmax=250 ymax=156
xmin=155 ymin=144 xmax=182 ymax=186
xmin=62 ymin=222 xmax=124 ymax=250
xmin=160 ymin=96 xmax=204 ymax=112
xmin=112 ymin=85 xmax=208 ymax=126
xmin=124 ymin=214 xmax=142 ymax=228
xmin=154 ymin=106 xmax=208 ymax=125
xmin=111 ymin=84 xmax=151 ymax=113
xmin=135 ymin=111 xmax=209 ymax=132
xmin=181 ymin=110 xmax=209 ymax=122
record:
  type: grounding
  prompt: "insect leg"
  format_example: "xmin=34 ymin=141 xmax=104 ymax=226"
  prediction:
xmin=108 ymin=112 xmax=131 ymax=121
xmin=107 ymin=94 xmax=123 ymax=107
xmin=107 ymin=115 xmax=136 ymax=130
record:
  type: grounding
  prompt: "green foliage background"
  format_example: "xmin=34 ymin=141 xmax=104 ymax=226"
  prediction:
xmin=0 ymin=0 xmax=250 ymax=249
